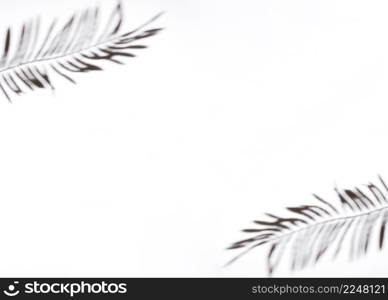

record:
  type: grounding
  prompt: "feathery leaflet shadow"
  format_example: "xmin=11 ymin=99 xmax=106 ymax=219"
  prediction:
xmin=227 ymin=176 xmax=388 ymax=275
xmin=0 ymin=1 xmax=163 ymax=101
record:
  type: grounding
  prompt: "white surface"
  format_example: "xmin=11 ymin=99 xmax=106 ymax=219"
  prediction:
xmin=0 ymin=0 xmax=387 ymax=276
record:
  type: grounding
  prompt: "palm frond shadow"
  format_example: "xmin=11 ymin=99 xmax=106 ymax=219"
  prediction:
xmin=0 ymin=1 xmax=163 ymax=101
xmin=227 ymin=176 xmax=388 ymax=275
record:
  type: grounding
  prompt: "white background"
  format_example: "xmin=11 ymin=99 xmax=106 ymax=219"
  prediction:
xmin=0 ymin=0 xmax=387 ymax=277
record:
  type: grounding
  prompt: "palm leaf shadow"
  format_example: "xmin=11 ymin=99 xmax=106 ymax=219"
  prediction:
xmin=227 ymin=176 xmax=388 ymax=275
xmin=0 ymin=0 xmax=163 ymax=101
